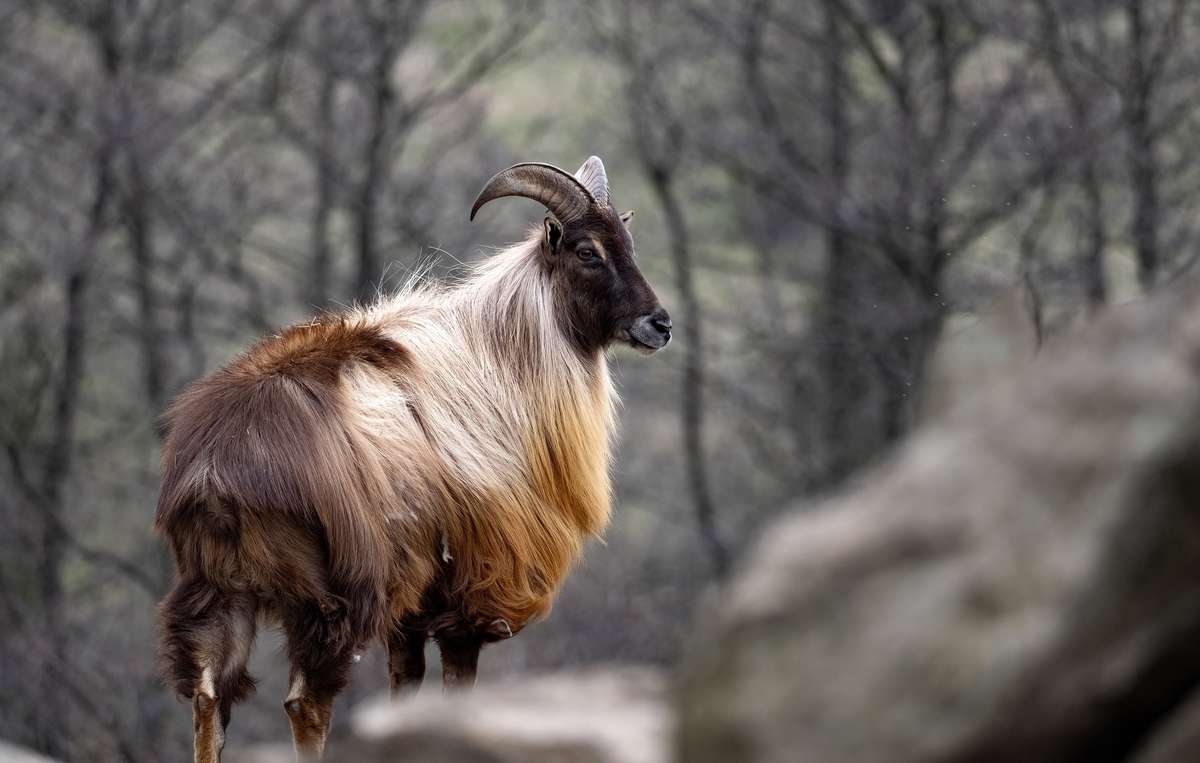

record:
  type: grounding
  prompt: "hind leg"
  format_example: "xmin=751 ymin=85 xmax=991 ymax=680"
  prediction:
xmin=193 ymin=668 xmax=222 ymax=763
xmin=283 ymin=670 xmax=338 ymax=762
xmin=160 ymin=583 xmax=257 ymax=763
xmin=281 ymin=607 xmax=358 ymax=761
xmin=387 ymin=625 xmax=426 ymax=697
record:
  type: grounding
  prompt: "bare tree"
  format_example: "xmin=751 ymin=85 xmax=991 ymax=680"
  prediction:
xmin=1050 ymin=0 xmax=1197 ymax=289
xmin=259 ymin=1 xmax=540 ymax=305
xmin=588 ymin=0 xmax=730 ymax=576
xmin=1035 ymin=0 xmax=1110 ymax=307
xmin=695 ymin=0 xmax=1073 ymax=485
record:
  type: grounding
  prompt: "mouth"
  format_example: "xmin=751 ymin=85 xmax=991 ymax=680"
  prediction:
xmin=628 ymin=336 xmax=661 ymax=355
xmin=620 ymin=327 xmax=669 ymax=355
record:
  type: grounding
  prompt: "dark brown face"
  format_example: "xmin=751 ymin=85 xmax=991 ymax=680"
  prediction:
xmin=541 ymin=207 xmax=671 ymax=356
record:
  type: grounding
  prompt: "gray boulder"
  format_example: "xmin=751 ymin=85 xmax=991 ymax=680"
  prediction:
xmin=326 ymin=666 xmax=670 ymax=763
xmin=0 ymin=741 xmax=58 ymax=763
xmin=680 ymin=284 xmax=1200 ymax=762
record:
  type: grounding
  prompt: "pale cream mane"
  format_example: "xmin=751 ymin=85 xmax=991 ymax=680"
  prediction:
xmin=344 ymin=231 xmax=618 ymax=628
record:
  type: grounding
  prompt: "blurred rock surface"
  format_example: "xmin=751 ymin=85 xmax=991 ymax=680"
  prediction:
xmin=680 ymin=284 xmax=1200 ymax=762
xmin=0 ymin=741 xmax=58 ymax=763
xmin=237 ymin=666 xmax=669 ymax=763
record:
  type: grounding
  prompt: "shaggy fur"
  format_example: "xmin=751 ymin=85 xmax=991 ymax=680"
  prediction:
xmin=157 ymin=154 xmax=670 ymax=761
xmin=156 ymin=232 xmax=617 ymax=714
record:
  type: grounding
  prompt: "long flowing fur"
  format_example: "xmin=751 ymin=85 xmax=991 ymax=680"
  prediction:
xmin=156 ymin=230 xmax=616 ymax=693
xmin=356 ymin=233 xmax=616 ymax=629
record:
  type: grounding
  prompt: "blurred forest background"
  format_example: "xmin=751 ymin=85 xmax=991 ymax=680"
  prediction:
xmin=2 ymin=0 xmax=1199 ymax=760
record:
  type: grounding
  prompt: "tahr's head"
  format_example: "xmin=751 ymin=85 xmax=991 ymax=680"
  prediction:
xmin=470 ymin=156 xmax=671 ymax=355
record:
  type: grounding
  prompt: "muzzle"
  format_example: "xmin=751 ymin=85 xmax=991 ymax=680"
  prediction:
xmin=626 ymin=307 xmax=672 ymax=354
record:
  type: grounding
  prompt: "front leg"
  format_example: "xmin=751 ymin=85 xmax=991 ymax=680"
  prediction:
xmin=386 ymin=627 xmax=426 ymax=697
xmin=436 ymin=633 xmax=482 ymax=690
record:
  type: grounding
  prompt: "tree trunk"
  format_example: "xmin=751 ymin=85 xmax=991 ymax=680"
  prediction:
xmin=880 ymin=282 xmax=945 ymax=447
xmin=1080 ymin=161 xmax=1107 ymax=306
xmin=353 ymin=80 xmax=389 ymax=300
xmin=880 ymin=2 xmax=953 ymax=446
xmin=880 ymin=212 xmax=949 ymax=446
xmin=353 ymin=10 xmax=401 ymax=302
xmin=1037 ymin=0 xmax=1108 ymax=307
xmin=33 ymin=11 xmax=120 ymax=752
xmin=816 ymin=0 xmax=859 ymax=488
xmin=37 ymin=109 xmax=115 ymax=763
xmin=1126 ymin=0 xmax=1160 ymax=289
xmin=648 ymin=166 xmax=728 ymax=577
xmin=125 ymin=153 xmax=167 ymax=411
xmin=310 ymin=54 xmax=337 ymax=307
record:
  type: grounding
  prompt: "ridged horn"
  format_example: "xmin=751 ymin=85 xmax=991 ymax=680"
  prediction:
xmin=469 ymin=161 xmax=597 ymax=223
xmin=574 ymin=156 xmax=609 ymax=207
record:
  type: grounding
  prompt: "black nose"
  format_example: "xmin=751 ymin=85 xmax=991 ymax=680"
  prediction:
xmin=649 ymin=308 xmax=672 ymax=335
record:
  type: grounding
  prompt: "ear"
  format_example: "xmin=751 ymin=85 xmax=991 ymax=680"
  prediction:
xmin=620 ymin=210 xmax=635 ymax=228
xmin=543 ymin=216 xmax=564 ymax=255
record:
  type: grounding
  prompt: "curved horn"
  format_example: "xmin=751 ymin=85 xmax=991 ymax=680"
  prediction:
xmin=574 ymin=156 xmax=609 ymax=207
xmin=469 ymin=162 xmax=596 ymax=223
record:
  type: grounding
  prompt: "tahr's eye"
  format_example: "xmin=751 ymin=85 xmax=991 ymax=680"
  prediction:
xmin=576 ymin=247 xmax=599 ymax=264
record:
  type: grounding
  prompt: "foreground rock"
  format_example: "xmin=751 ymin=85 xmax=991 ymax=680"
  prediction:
xmin=0 ymin=741 xmax=58 ymax=763
xmin=319 ymin=666 xmax=669 ymax=763
xmin=680 ymin=284 xmax=1200 ymax=762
